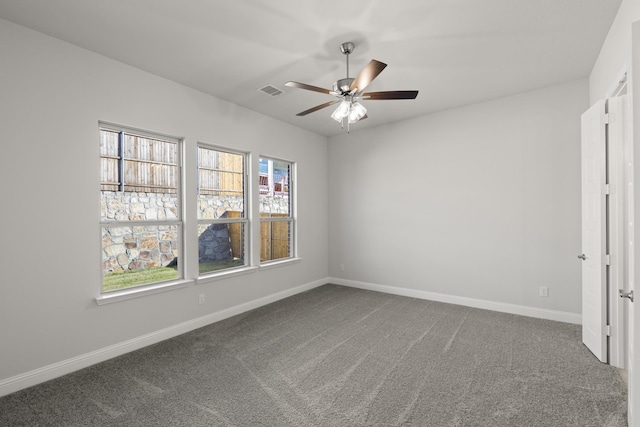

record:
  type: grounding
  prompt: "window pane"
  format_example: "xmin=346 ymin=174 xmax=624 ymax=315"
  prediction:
xmin=198 ymin=147 xmax=245 ymax=218
xmin=123 ymin=134 xmax=178 ymax=194
xmin=100 ymin=130 xmax=120 ymax=192
xmin=197 ymin=146 xmax=246 ymax=275
xmin=100 ymin=129 xmax=179 ymax=222
xmin=259 ymin=158 xmax=290 ymax=215
xmin=198 ymin=222 xmax=245 ymax=274
xmin=102 ymin=224 xmax=179 ymax=292
xmin=259 ymin=157 xmax=293 ymax=263
xmin=260 ymin=219 xmax=291 ymax=262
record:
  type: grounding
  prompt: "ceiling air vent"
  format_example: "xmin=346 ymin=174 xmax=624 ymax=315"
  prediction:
xmin=258 ymin=84 xmax=284 ymax=97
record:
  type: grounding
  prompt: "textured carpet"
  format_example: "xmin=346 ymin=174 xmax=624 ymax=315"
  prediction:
xmin=0 ymin=284 xmax=628 ymax=426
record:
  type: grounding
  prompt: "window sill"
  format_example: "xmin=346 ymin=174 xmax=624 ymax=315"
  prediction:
xmin=259 ymin=257 xmax=302 ymax=271
xmin=197 ymin=266 xmax=258 ymax=284
xmin=95 ymin=279 xmax=192 ymax=306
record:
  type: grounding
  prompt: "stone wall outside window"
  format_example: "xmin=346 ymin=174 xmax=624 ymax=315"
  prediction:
xmin=101 ymin=191 xmax=288 ymax=274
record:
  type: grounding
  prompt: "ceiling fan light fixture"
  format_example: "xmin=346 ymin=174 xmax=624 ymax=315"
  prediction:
xmin=331 ymin=100 xmax=350 ymax=122
xmin=348 ymin=102 xmax=367 ymax=123
xmin=286 ymin=42 xmax=418 ymax=131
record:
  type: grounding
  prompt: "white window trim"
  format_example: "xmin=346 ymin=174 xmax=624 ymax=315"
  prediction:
xmin=100 ymin=121 xmax=182 ymax=143
xmin=258 ymin=257 xmax=302 ymax=271
xmin=95 ymin=279 xmax=193 ymax=305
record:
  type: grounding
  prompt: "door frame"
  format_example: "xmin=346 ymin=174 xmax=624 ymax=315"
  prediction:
xmin=628 ymin=20 xmax=640 ymax=427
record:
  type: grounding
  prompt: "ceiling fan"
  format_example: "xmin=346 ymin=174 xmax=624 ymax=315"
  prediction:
xmin=285 ymin=42 xmax=418 ymax=131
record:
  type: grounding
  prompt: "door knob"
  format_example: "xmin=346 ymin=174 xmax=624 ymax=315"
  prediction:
xmin=577 ymin=254 xmax=587 ymax=260
xmin=619 ymin=289 xmax=634 ymax=302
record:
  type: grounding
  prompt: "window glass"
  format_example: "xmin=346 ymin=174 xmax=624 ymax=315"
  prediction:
xmin=99 ymin=125 xmax=181 ymax=292
xmin=259 ymin=157 xmax=293 ymax=262
xmin=198 ymin=146 xmax=247 ymax=274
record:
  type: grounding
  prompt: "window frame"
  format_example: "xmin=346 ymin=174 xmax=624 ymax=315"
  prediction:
xmin=259 ymin=156 xmax=296 ymax=265
xmin=97 ymin=122 xmax=189 ymax=304
xmin=196 ymin=143 xmax=251 ymax=280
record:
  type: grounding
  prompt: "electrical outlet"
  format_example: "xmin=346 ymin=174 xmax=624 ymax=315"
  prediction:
xmin=539 ymin=287 xmax=549 ymax=297
xmin=198 ymin=294 xmax=205 ymax=305
xmin=340 ymin=264 xmax=345 ymax=271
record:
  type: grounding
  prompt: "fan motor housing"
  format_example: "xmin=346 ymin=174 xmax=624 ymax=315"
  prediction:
xmin=333 ymin=78 xmax=354 ymax=94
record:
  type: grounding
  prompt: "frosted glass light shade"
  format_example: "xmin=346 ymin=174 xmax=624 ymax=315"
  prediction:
xmin=348 ymin=102 xmax=367 ymax=123
xmin=331 ymin=101 xmax=350 ymax=122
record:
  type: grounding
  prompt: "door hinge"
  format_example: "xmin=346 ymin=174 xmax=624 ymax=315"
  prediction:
xmin=604 ymin=184 xmax=611 ymax=195
xmin=602 ymin=113 xmax=610 ymax=125
xmin=604 ymin=325 xmax=611 ymax=337
xmin=605 ymin=254 xmax=611 ymax=266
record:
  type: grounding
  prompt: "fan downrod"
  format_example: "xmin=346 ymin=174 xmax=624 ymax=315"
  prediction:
xmin=335 ymin=42 xmax=356 ymax=93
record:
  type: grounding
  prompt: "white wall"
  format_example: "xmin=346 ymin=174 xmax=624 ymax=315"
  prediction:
xmin=328 ymin=79 xmax=588 ymax=316
xmin=0 ymin=18 xmax=328 ymax=388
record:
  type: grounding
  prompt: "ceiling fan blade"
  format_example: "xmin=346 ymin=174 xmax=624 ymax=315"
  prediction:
xmin=296 ymin=100 xmax=340 ymax=116
xmin=285 ymin=81 xmax=332 ymax=95
xmin=349 ymin=60 xmax=387 ymax=93
xmin=362 ymin=90 xmax=419 ymax=100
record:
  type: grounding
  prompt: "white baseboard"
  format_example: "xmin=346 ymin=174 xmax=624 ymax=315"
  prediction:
xmin=0 ymin=278 xmax=328 ymax=398
xmin=330 ymin=278 xmax=582 ymax=325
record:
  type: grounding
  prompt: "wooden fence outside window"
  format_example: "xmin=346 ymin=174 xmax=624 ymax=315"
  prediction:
xmin=100 ymin=129 xmax=178 ymax=194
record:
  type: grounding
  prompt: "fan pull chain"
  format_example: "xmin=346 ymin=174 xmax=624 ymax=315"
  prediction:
xmin=347 ymin=103 xmax=350 ymax=133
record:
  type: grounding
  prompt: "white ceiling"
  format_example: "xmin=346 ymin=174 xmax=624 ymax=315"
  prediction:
xmin=0 ymin=0 xmax=622 ymax=137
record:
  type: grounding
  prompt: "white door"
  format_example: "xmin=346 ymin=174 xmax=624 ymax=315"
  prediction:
xmin=609 ymin=95 xmax=628 ymax=370
xmin=581 ymin=100 xmax=607 ymax=363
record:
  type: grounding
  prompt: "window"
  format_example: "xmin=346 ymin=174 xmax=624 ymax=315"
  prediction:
xmin=259 ymin=157 xmax=294 ymax=262
xmin=198 ymin=145 xmax=247 ymax=275
xmin=100 ymin=124 xmax=182 ymax=293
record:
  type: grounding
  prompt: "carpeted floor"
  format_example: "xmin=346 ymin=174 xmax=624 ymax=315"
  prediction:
xmin=0 ymin=284 xmax=628 ymax=426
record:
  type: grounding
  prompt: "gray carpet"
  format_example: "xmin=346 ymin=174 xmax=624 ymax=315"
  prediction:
xmin=0 ymin=284 xmax=628 ymax=426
